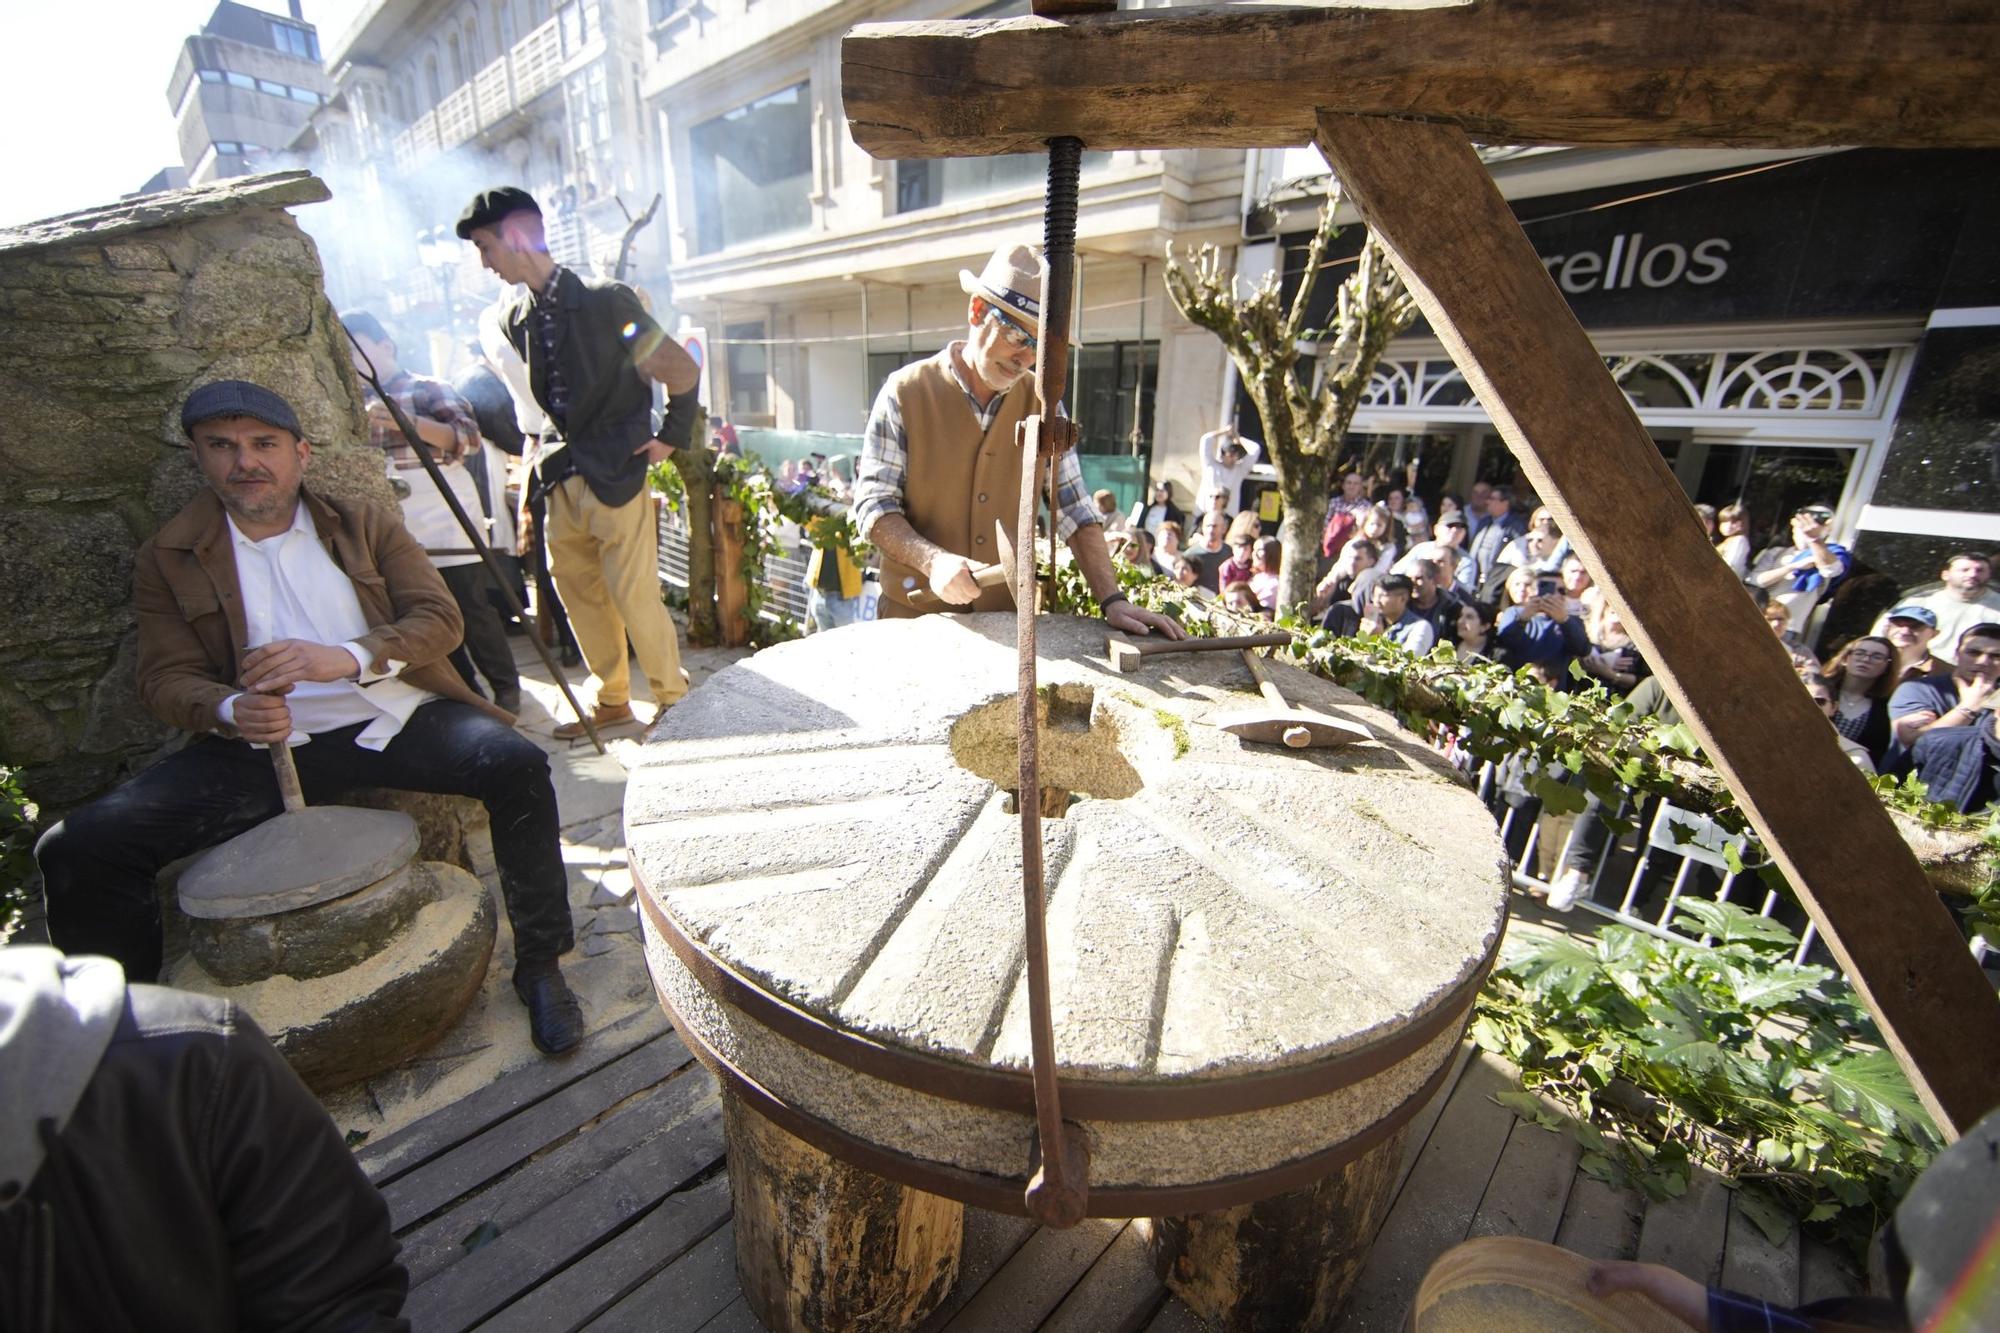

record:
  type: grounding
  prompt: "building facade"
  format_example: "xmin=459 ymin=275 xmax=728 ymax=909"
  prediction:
xmin=294 ymin=0 xmax=661 ymax=369
xmin=1241 ymin=144 xmax=1999 ymax=618
xmin=167 ymin=1 xmax=330 ymax=186
xmin=642 ymin=0 xmax=1246 ymax=506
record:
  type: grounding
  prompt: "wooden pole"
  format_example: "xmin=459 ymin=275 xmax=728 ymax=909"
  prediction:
xmin=1312 ymin=111 xmax=2000 ymax=1137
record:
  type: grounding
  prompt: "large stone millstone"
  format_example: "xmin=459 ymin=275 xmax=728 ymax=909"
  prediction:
xmin=625 ymin=614 xmax=1509 ymax=1328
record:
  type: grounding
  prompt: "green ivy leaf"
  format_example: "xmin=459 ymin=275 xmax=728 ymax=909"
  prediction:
xmin=1724 ymin=960 xmax=1833 ymax=1011
xmin=1530 ymin=773 xmax=1588 ymax=816
xmin=1754 ymin=1137 xmax=1790 ymax=1168
xmin=1736 ymin=1187 xmax=1797 ymax=1246
xmin=1673 ymin=898 xmax=1799 ymax=951
xmin=1639 ymin=1012 xmax=1728 ymax=1075
xmin=1504 ymin=935 xmax=1601 ymax=1001
xmin=1494 ymin=1089 xmax=1546 ymax=1122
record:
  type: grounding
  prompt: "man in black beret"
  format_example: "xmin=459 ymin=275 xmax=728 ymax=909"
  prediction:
xmin=34 ymin=380 xmax=586 ymax=1055
xmin=458 ymin=187 xmax=702 ymax=739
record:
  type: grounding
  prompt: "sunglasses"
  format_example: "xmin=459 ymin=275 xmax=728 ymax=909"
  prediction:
xmin=985 ymin=308 xmax=1038 ymax=354
xmin=1796 ymin=508 xmax=1834 ymax=521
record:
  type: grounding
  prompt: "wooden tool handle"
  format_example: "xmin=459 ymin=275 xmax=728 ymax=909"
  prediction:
xmin=1133 ymin=631 xmax=1293 ymax=657
xmin=905 ymin=561 xmax=1009 ymax=611
xmin=269 ymin=742 xmax=307 ymax=814
xmin=1240 ymin=649 xmax=1290 ymax=711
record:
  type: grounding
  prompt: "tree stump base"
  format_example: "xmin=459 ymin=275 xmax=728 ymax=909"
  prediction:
xmin=1146 ymin=1124 xmax=1408 ymax=1333
xmin=724 ymin=1091 xmax=963 ymax=1333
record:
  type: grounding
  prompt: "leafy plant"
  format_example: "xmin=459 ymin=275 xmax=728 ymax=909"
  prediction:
xmin=0 ymin=767 xmax=38 ymax=939
xmin=1474 ymin=899 xmax=1940 ymax=1261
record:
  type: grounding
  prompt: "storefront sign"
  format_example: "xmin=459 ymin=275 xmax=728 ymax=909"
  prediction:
xmin=1541 ymin=234 xmax=1731 ymax=294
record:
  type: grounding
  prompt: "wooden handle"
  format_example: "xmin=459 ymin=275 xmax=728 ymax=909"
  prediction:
xmin=1240 ymin=649 xmax=1291 ymax=712
xmin=269 ymin=742 xmax=306 ymax=814
xmin=905 ymin=562 xmax=1010 ymax=611
xmin=1131 ymin=632 xmax=1293 ymax=658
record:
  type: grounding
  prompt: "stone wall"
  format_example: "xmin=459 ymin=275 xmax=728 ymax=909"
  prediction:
xmin=0 ymin=171 xmax=396 ymax=814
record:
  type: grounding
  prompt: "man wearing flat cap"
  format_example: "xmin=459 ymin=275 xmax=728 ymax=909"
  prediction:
xmin=458 ymin=186 xmax=701 ymax=738
xmin=34 ymin=381 xmax=587 ymax=1055
xmin=852 ymin=242 xmax=1183 ymax=638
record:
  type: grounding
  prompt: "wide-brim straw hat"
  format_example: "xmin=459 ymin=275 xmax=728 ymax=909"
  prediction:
xmin=959 ymin=244 xmax=1043 ymax=331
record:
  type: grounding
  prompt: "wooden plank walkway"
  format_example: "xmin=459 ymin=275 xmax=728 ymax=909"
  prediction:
xmin=364 ymin=1020 xmax=1865 ymax=1332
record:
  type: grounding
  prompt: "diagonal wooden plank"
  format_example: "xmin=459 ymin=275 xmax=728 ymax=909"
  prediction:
xmin=1038 ymin=1221 xmax=1169 ymax=1333
xmin=1335 ymin=1053 xmax=1519 ymax=1329
xmin=841 ymin=2 xmax=2000 ymax=158
xmin=384 ymin=1032 xmax=691 ymax=1230
xmin=1466 ymin=1115 xmax=1583 ymax=1244
xmin=398 ymin=1068 xmax=719 ymax=1288
xmin=941 ymin=1218 xmax=1124 ymax=1333
xmin=358 ymin=1006 xmax=669 ymax=1185
xmin=1553 ymin=1174 xmax=1645 ymax=1263
xmin=474 ymin=1173 xmax=732 ymax=1333
xmin=405 ymin=1098 xmax=726 ymax=1332
xmin=1313 ymin=110 xmax=2000 ymax=1138
xmin=1720 ymin=1192 xmax=1800 ymax=1306
xmin=1635 ymin=1165 xmax=1731 ymax=1286
xmin=580 ymin=1221 xmax=741 ymax=1333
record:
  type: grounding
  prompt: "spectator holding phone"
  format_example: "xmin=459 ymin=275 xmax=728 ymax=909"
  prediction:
xmin=1580 ymin=602 xmax=1648 ymax=694
xmin=1495 ymin=565 xmax=1588 ymax=675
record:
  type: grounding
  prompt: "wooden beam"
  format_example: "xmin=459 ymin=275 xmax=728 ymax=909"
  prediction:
xmin=1311 ymin=110 xmax=2000 ymax=1138
xmin=842 ymin=1 xmax=2000 ymax=158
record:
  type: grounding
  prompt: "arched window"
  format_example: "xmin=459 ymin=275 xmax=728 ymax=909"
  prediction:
xmin=464 ymin=16 xmax=481 ymax=65
xmin=425 ymin=54 xmax=442 ymax=105
xmin=498 ymin=0 xmax=515 ymax=50
xmin=448 ymin=34 xmax=464 ymax=84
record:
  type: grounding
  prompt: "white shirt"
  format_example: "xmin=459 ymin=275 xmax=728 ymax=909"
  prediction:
xmin=1197 ymin=429 xmax=1262 ymax=511
xmin=388 ymin=454 xmax=486 ymax=569
xmin=1913 ymin=588 xmax=2000 ymax=665
xmin=217 ymin=501 xmax=433 ymax=750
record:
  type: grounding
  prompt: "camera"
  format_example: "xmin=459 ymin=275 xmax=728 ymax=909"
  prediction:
xmin=1536 ymin=575 xmax=1561 ymax=599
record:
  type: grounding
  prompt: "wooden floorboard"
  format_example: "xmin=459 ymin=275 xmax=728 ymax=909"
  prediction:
xmin=360 ymin=1007 xmax=668 ymax=1187
xmin=940 ymin=1217 xmax=1124 ymax=1332
xmin=1798 ymin=1236 xmax=1861 ymax=1305
xmin=1038 ymin=1221 xmax=1169 ymax=1333
xmin=475 ymin=1174 xmax=732 ymax=1333
xmin=385 ymin=1033 xmax=690 ymax=1230
xmin=1552 ymin=1173 xmax=1645 ymax=1262
xmin=1390 ymin=1040 xmax=1478 ymax=1202
xmin=1465 ymin=1113 xmax=1582 ymax=1244
xmin=405 ymin=1097 xmax=726 ymax=1332
xmin=1335 ymin=1053 xmax=1521 ymax=1330
xmin=580 ymin=1222 xmax=741 ymax=1333
xmin=1635 ymin=1163 xmax=1732 ymax=1286
xmin=399 ymin=1070 xmax=718 ymax=1289
xmin=913 ymin=1209 xmax=1039 ymax=1333
xmin=1140 ymin=1297 xmax=1209 ymax=1333
xmin=693 ymin=1297 xmax=765 ymax=1333
xmin=1721 ymin=1192 xmax=1800 ymax=1307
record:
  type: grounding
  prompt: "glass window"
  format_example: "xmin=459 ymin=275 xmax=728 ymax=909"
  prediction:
xmin=1070 ymin=340 xmax=1159 ymax=454
xmin=258 ymin=78 xmax=287 ymax=96
xmin=225 ymin=71 xmax=255 ymax=90
xmin=689 ymin=82 xmax=812 ymax=255
xmin=197 ymin=68 xmax=224 ymax=84
xmin=289 ymin=86 xmax=320 ymax=104
xmin=725 ymin=322 xmax=770 ymax=420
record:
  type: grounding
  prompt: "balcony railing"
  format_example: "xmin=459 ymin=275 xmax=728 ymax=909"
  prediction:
xmin=388 ymin=15 xmax=565 ymax=167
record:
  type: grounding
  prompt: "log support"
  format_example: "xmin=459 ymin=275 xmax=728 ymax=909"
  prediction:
xmin=724 ymin=1091 xmax=964 ymax=1333
xmin=1147 ymin=1125 xmax=1407 ymax=1332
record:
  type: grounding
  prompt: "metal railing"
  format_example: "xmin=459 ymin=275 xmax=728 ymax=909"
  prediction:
xmin=389 ymin=16 xmax=564 ymax=168
xmin=655 ymin=504 xmax=814 ymax=627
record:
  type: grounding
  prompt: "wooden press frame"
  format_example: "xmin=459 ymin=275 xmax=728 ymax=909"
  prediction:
xmin=839 ymin=0 xmax=2000 ymax=1138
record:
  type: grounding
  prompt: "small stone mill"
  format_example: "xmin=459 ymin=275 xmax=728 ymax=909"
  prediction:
xmin=167 ymin=740 xmax=497 ymax=1090
xmin=625 ymin=613 xmax=1509 ymax=1331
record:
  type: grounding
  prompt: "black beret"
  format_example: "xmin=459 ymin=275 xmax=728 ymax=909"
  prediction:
xmin=181 ymin=380 xmax=303 ymax=440
xmin=456 ymin=186 xmax=542 ymax=239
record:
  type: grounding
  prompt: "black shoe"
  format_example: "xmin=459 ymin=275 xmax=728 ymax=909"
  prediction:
xmin=513 ymin=961 xmax=584 ymax=1055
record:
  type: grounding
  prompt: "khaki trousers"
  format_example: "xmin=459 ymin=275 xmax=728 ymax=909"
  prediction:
xmin=545 ymin=475 xmax=687 ymax=709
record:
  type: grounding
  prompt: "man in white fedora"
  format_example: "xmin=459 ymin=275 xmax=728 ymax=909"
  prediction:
xmin=853 ymin=242 xmax=1184 ymax=638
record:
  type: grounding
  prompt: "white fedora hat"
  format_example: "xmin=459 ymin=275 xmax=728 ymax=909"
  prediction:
xmin=959 ymin=243 xmax=1043 ymax=331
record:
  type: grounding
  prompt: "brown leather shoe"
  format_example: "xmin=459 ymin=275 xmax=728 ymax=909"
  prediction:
xmin=553 ymin=702 xmax=639 ymax=740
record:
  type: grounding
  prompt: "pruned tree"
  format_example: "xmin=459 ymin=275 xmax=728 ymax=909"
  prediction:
xmin=1164 ymin=179 xmax=1418 ymax=611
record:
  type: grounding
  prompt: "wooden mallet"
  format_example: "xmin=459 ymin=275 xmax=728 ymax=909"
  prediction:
xmin=1219 ymin=649 xmax=1372 ymax=749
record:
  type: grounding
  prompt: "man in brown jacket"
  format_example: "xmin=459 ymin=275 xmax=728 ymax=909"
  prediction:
xmin=35 ymin=381 xmax=584 ymax=1055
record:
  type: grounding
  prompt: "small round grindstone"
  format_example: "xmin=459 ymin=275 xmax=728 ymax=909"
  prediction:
xmin=178 ymin=806 xmax=420 ymax=920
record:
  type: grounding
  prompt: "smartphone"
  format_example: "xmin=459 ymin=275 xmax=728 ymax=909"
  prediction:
xmin=1536 ymin=575 xmax=1561 ymax=599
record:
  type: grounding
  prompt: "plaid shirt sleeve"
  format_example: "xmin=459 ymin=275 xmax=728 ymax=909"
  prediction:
xmin=852 ymin=378 xmax=908 ymax=540
xmin=368 ymin=375 xmax=480 ymax=469
xmin=1050 ymin=443 xmax=1097 ymax=542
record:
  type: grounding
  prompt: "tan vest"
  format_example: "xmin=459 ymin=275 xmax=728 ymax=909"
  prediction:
xmin=879 ymin=352 xmax=1038 ymax=617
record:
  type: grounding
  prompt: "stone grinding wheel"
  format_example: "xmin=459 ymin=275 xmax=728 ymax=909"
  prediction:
xmin=625 ymin=613 xmax=1510 ymax=1215
xmin=177 ymin=741 xmax=419 ymax=921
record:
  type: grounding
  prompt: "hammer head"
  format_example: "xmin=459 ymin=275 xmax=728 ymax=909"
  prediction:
xmin=1219 ymin=708 xmax=1371 ymax=749
xmin=1107 ymin=639 xmax=1145 ymax=673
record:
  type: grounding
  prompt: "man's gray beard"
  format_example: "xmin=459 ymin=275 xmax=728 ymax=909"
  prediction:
xmin=214 ymin=478 xmax=301 ymax=527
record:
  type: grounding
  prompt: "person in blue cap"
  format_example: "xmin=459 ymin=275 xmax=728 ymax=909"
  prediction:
xmin=33 ymin=380 xmax=586 ymax=1055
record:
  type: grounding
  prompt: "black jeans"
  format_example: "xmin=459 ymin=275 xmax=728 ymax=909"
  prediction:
xmin=440 ymin=562 xmax=520 ymax=697
xmin=37 ymin=701 xmax=574 ymax=982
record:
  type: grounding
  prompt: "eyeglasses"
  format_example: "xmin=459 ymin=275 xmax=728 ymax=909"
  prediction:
xmin=1844 ymin=649 xmax=1892 ymax=662
xmin=1796 ymin=507 xmax=1834 ymax=522
xmin=985 ymin=308 xmax=1038 ymax=354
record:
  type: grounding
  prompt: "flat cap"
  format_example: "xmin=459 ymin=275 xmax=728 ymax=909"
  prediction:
xmin=181 ymin=380 xmax=303 ymax=439
xmin=456 ymin=186 xmax=541 ymax=239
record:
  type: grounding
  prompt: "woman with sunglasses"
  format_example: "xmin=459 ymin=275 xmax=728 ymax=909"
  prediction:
xmin=1804 ymin=673 xmax=1879 ymax=775
xmin=1821 ymin=635 xmax=1897 ymax=766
